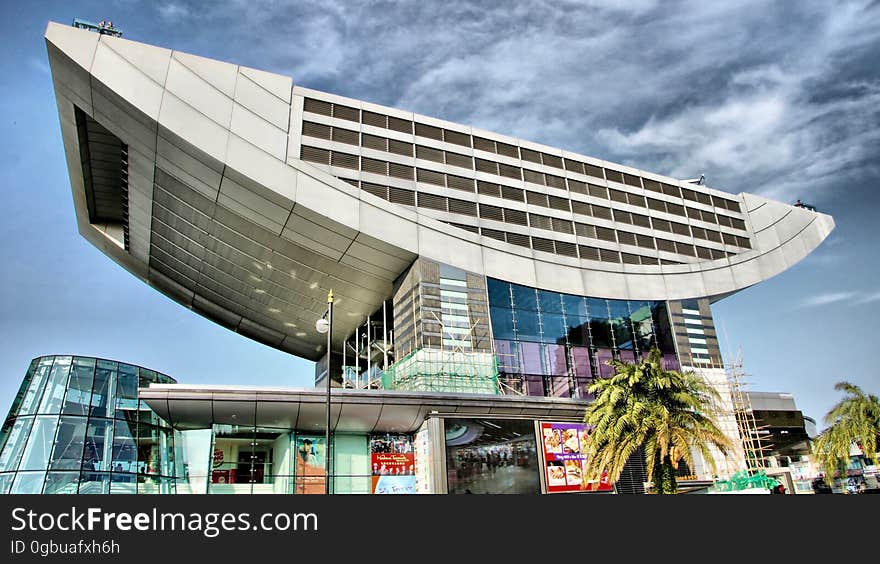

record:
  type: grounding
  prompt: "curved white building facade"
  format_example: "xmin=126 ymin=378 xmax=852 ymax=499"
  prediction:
xmin=45 ymin=21 xmax=832 ymax=373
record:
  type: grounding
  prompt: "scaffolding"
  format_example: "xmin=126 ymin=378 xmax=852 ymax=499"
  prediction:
xmin=381 ymin=347 xmax=500 ymax=394
xmin=727 ymin=354 xmax=772 ymax=473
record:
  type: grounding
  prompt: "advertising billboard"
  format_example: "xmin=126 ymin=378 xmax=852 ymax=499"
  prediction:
xmin=539 ymin=422 xmax=612 ymax=493
xmin=370 ymin=434 xmax=416 ymax=494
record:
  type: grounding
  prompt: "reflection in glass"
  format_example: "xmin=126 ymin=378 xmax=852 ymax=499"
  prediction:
xmin=78 ymin=472 xmax=110 ymax=494
xmin=19 ymin=416 xmax=58 ymax=471
xmin=11 ymin=471 xmax=46 ymax=494
xmin=538 ymin=290 xmax=563 ymax=314
xmin=487 ymin=278 xmax=512 ymax=307
xmin=445 ymin=418 xmax=540 ymax=494
xmin=62 ymin=358 xmax=94 ymax=416
xmin=19 ymin=358 xmax=53 ymax=416
xmin=541 ymin=313 xmax=567 ymax=344
xmin=515 ymin=311 xmax=540 ymax=342
xmin=84 ymin=418 xmax=113 ymax=472
xmin=489 ymin=307 xmax=515 ymax=340
xmin=0 ymin=417 xmax=34 ymax=472
xmin=512 ymin=285 xmax=537 ymax=311
xmin=112 ymin=420 xmax=138 ymax=474
xmin=38 ymin=357 xmax=72 ymax=414
xmin=49 ymin=416 xmax=88 ymax=470
xmin=90 ymin=364 xmax=115 ymax=419
xmin=0 ymin=473 xmax=14 ymax=494
xmin=44 ymin=472 xmax=80 ymax=494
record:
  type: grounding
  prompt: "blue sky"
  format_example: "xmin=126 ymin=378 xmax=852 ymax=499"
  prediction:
xmin=1 ymin=1 xmax=878 ymax=430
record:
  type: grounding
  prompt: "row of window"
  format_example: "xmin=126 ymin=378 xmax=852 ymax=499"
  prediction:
xmin=301 ymin=137 xmax=747 ymax=232
xmin=301 ymin=99 xmax=743 ymax=213
xmin=334 ymin=176 xmax=745 ymax=264
xmin=303 ymin=145 xmax=751 ymax=250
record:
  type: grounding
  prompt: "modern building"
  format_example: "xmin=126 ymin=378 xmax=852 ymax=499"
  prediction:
xmin=0 ymin=356 xmax=176 ymax=494
xmin=0 ymin=21 xmax=834 ymax=494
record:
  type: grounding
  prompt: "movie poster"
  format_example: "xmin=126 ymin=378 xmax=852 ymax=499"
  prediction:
xmin=370 ymin=433 xmax=416 ymax=494
xmin=293 ymin=435 xmax=326 ymax=494
xmin=539 ymin=422 xmax=612 ymax=493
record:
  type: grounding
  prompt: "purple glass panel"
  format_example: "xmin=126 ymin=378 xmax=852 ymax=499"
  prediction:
xmin=663 ymin=353 xmax=680 ymax=372
xmin=573 ymin=378 xmax=594 ymax=401
xmin=547 ymin=376 xmax=572 ymax=398
xmin=543 ymin=344 xmax=568 ymax=376
xmin=571 ymin=347 xmax=592 ymax=378
xmin=518 ymin=342 xmax=544 ymax=375
xmin=617 ymin=349 xmax=636 ymax=364
xmin=498 ymin=375 xmax=524 ymax=395
xmin=494 ymin=340 xmax=520 ymax=374
xmin=525 ymin=375 xmax=545 ymax=397
xmin=594 ymin=348 xmax=614 ymax=378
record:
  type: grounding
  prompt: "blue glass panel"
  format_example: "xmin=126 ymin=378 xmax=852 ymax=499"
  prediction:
xmin=540 ymin=313 xmax=567 ymax=344
xmin=586 ymin=298 xmax=609 ymax=321
xmin=512 ymin=284 xmax=537 ymax=311
xmin=487 ymin=278 xmax=512 ymax=307
xmin=589 ymin=318 xmax=613 ymax=349
xmin=562 ymin=294 xmax=587 ymax=318
xmin=566 ymin=315 xmax=589 ymax=346
xmin=538 ymin=290 xmax=563 ymax=314
xmin=515 ymin=310 xmax=541 ymax=342
xmin=489 ymin=307 xmax=516 ymax=340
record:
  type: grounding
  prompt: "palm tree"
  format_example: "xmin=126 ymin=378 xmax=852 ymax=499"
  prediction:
xmin=813 ymin=382 xmax=880 ymax=483
xmin=582 ymin=348 xmax=732 ymax=494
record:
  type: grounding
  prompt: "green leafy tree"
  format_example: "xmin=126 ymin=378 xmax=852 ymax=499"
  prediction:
xmin=813 ymin=382 xmax=880 ymax=483
xmin=582 ymin=348 xmax=732 ymax=494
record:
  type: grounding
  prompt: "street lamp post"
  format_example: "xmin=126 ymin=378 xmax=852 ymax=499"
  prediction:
xmin=315 ymin=289 xmax=333 ymax=494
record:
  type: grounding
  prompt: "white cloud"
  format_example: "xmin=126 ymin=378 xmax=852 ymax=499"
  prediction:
xmin=856 ymin=291 xmax=880 ymax=305
xmin=799 ymin=291 xmax=857 ymax=308
xmin=158 ymin=3 xmax=190 ymax=21
xmin=146 ymin=0 xmax=880 ymax=208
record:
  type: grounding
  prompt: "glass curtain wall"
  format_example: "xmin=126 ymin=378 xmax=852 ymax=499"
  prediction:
xmin=0 ymin=356 xmax=177 ymax=494
xmin=488 ymin=279 xmax=678 ymax=398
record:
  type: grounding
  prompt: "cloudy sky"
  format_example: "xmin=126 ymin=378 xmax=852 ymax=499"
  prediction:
xmin=1 ymin=0 xmax=878 ymax=431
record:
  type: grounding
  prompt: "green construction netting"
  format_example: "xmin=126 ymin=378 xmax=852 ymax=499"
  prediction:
xmin=381 ymin=348 xmax=500 ymax=394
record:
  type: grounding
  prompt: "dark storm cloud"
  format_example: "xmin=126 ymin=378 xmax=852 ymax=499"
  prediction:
xmin=149 ymin=0 xmax=880 ymax=203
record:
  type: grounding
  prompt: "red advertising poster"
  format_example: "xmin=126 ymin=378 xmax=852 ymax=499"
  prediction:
xmin=370 ymin=434 xmax=416 ymax=494
xmin=540 ymin=422 xmax=612 ymax=493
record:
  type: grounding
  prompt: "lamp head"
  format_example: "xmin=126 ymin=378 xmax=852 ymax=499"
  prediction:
xmin=315 ymin=317 xmax=330 ymax=334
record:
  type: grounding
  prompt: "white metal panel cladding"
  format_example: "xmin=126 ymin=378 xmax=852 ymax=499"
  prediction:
xmin=46 ymin=22 xmax=834 ymax=361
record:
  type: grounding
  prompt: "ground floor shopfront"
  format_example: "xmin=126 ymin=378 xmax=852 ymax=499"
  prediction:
xmin=138 ymin=385 xmax=625 ymax=495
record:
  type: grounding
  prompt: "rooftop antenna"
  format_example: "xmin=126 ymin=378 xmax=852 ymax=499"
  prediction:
xmin=72 ymin=18 xmax=123 ymax=37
